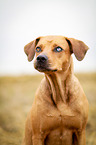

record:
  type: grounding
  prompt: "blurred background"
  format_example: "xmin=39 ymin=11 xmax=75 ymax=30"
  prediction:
xmin=0 ymin=0 xmax=96 ymax=145
xmin=0 ymin=0 xmax=96 ymax=75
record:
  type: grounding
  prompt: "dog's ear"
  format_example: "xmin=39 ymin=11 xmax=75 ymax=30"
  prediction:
xmin=24 ymin=37 xmax=40 ymax=61
xmin=65 ymin=38 xmax=89 ymax=61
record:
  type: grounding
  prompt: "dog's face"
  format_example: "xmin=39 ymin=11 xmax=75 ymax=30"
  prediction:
xmin=34 ymin=36 xmax=71 ymax=73
xmin=24 ymin=36 xmax=89 ymax=73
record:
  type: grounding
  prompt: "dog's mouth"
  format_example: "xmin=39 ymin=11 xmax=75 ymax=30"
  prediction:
xmin=34 ymin=63 xmax=57 ymax=73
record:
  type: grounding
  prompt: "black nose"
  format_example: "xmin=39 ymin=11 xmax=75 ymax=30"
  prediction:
xmin=37 ymin=55 xmax=48 ymax=63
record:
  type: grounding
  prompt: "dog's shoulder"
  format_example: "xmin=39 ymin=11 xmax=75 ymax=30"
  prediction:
xmin=35 ymin=77 xmax=51 ymax=100
xmin=70 ymin=75 xmax=89 ymax=118
xmin=70 ymin=75 xmax=84 ymax=94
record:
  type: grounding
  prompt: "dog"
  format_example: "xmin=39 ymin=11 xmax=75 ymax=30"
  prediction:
xmin=23 ymin=36 xmax=89 ymax=145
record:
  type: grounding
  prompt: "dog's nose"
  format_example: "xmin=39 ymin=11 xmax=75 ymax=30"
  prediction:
xmin=37 ymin=55 xmax=48 ymax=63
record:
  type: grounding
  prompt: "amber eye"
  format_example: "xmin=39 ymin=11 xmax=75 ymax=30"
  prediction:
xmin=53 ymin=46 xmax=63 ymax=52
xmin=36 ymin=47 xmax=41 ymax=52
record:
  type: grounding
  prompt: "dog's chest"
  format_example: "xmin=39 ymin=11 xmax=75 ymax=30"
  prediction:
xmin=39 ymin=102 xmax=81 ymax=134
xmin=44 ymin=128 xmax=73 ymax=145
xmin=37 ymin=103 xmax=81 ymax=145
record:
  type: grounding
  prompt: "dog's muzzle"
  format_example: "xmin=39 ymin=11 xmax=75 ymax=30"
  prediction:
xmin=34 ymin=54 xmax=49 ymax=72
xmin=34 ymin=54 xmax=57 ymax=72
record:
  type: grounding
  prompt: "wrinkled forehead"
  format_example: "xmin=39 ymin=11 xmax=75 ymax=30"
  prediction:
xmin=37 ymin=36 xmax=68 ymax=47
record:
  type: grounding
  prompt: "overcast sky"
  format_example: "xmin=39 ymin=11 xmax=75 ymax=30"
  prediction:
xmin=0 ymin=0 xmax=96 ymax=75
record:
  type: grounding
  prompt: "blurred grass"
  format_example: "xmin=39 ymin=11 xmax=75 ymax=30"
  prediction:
xmin=0 ymin=73 xmax=96 ymax=145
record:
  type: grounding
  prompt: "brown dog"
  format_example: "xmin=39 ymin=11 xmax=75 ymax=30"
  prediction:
xmin=23 ymin=36 xmax=89 ymax=145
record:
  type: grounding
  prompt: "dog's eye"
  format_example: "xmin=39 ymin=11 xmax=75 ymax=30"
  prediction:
xmin=36 ymin=47 xmax=41 ymax=52
xmin=53 ymin=47 xmax=63 ymax=52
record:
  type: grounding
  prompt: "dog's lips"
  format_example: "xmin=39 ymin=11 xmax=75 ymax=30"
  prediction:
xmin=34 ymin=63 xmax=57 ymax=72
xmin=36 ymin=66 xmax=57 ymax=72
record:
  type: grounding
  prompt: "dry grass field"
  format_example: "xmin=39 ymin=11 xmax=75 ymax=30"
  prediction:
xmin=0 ymin=73 xmax=96 ymax=145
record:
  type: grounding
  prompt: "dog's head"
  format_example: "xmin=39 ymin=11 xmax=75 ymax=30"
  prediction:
xmin=24 ymin=36 xmax=89 ymax=73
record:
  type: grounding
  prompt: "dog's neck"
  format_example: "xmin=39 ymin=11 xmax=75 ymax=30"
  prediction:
xmin=45 ymin=57 xmax=73 ymax=105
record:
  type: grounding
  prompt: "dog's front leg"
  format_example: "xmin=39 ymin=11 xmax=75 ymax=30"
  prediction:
xmin=32 ymin=135 xmax=44 ymax=145
xmin=74 ymin=130 xmax=86 ymax=145
xmin=78 ymin=130 xmax=86 ymax=145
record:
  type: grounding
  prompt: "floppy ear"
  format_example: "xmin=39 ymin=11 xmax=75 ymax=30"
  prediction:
xmin=65 ymin=38 xmax=89 ymax=61
xmin=24 ymin=37 xmax=40 ymax=61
